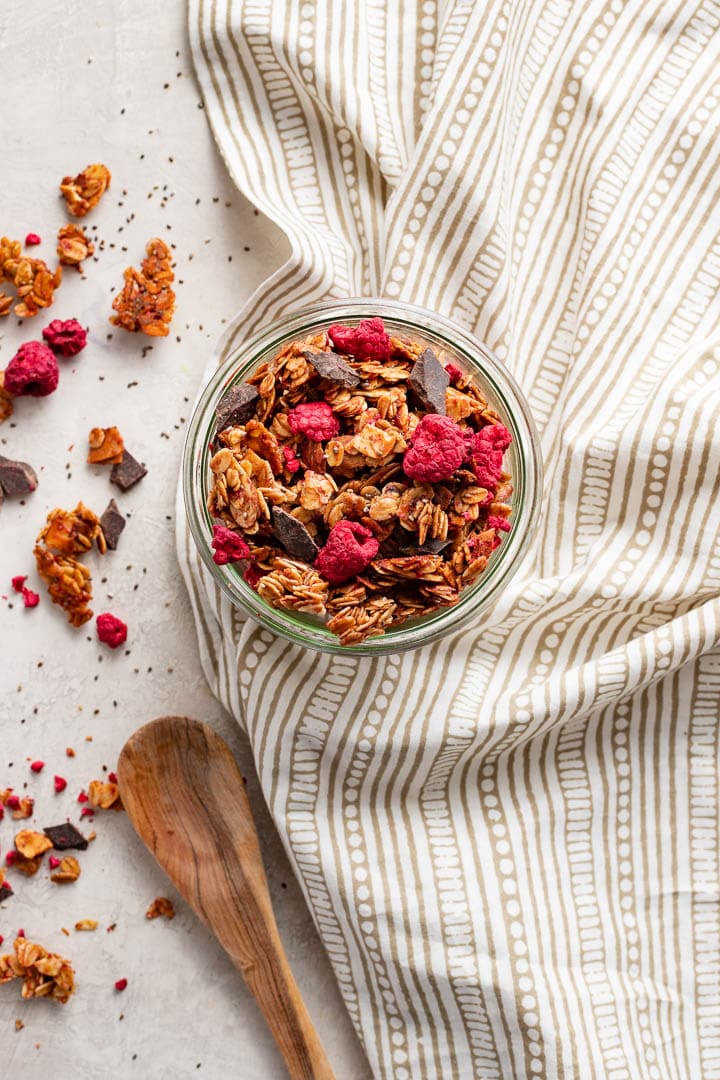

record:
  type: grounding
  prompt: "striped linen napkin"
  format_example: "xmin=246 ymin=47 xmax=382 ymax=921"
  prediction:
xmin=180 ymin=2 xmax=720 ymax=1076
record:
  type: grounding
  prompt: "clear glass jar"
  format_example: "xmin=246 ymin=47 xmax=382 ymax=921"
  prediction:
xmin=182 ymin=299 xmax=542 ymax=655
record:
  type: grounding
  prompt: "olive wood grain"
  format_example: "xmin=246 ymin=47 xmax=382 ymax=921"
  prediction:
xmin=118 ymin=716 xmax=334 ymax=1080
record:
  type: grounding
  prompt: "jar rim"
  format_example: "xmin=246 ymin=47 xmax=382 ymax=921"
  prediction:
xmin=182 ymin=297 xmax=543 ymax=654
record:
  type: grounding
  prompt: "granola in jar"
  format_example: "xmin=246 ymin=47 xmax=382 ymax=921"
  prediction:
xmin=203 ymin=317 xmax=514 ymax=646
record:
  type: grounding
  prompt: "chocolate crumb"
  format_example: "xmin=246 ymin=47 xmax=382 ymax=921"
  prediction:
xmin=43 ymin=823 xmax=88 ymax=851
xmin=271 ymin=508 xmax=319 ymax=563
xmin=111 ymin=451 xmax=147 ymax=492
xmin=0 ymin=455 xmax=38 ymax=498
xmin=100 ymin=499 xmax=126 ymax=550
xmin=408 ymin=348 xmax=449 ymax=415
xmin=215 ymin=383 xmax=260 ymax=434
xmin=302 ymin=350 xmax=360 ymax=388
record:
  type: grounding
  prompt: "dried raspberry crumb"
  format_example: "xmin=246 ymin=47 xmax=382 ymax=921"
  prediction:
xmin=287 ymin=401 xmax=339 ymax=442
xmin=108 ymin=771 xmax=118 ymax=784
xmin=42 ymin=318 xmax=88 ymax=358
xmin=282 ymin=445 xmax=301 ymax=474
xmin=22 ymin=587 xmax=39 ymax=609
xmin=30 ymin=761 xmax=45 ymax=774
xmin=80 ymin=807 xmax=95 ymax=818
xmin=6 ymin=795 xmax=20 ymax=811
xmin=54 ymin=775 xmax=67 ymax=794
xmin=48 ymin=855 xmax=61 ymax=870
xmin=243 ymin=563 xmax=265 ymax=591
xmin=0 ymin=935 xmax=3 ymax=945
xmin=469 ymin=424 xmax=512 ymax=489
xmin=210 ymin=524 xmax=250 ymax=566
xmin=4 ymin=341 xmax=59 ymax=397
xmin=114 ymin=978 xmax=127 ymax=992
xmin=11 ymin=576 xmax=26 ymax=592
xmin=328 ymin=317 xmax=391 ymax=362
xmin=17 ymin=929 xmax=24 ymax=938
xmin=315 ymin=521 xmax=379 ymax=585
xmin=444 ymin=363 xmax=464 ymax=383
xmin=96 ymin=612 xmax=128 ymax=649
xmin=403 ymin=414 xmax=466 ymax=483
xmin=5 ymin=851 xmax=17 ymax=866
xmin=77 ymin=791 xmax=89 ymax=803
xmin=0 ymin=804 xmax=4 ymax=821
xmin=487 ymin=515 xmax=512 ymax=533
xmin=25 ymin=233 xmax=41 ymax=246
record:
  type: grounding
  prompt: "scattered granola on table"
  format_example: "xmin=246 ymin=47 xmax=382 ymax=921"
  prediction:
xmin=50 ymin=856 xmax=81 ymax=884
xmin=59 ymin=163 xmax=111 ymax=217
xmin=87 ymin=778 xmax=123 ymax=810
xmin=146 ymin=897 xmax=175 ymax=921
xmin=110 ymin=237 xmax=175 ymax=336
xmin=87 ymin=426 xmax=124 ymax=464
xmin=0 ymin=938 xmax=75 ymax=1003
xmin=0 ymin=236 xmax=62 ymax=317
xmin=33 ymin=502 xmax=106 ymax=625
xmin=57 ymin=223 xmax=94 ymax=266
xmin=204 ymin=317 xmax=513 ymax=645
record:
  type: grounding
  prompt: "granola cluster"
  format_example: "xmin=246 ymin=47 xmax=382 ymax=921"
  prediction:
xmin=0 ymin=235 xmax=62 ymax=318
xmin=206 ymin=318 xmax=513 ymax=645
xmin=110 ymin=237 xmax=176 ymax=337
xmin=59 ymin=163 xmax=111 ymax=218
xmin=33 ymin=502 xmax=105 ymax=626
xmin=0 ymin=938 xmax=75 ymax=1004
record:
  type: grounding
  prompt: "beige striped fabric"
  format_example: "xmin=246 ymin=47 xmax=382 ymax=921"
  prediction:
xmin=180 ymin=1 xmax=720 ymax=1076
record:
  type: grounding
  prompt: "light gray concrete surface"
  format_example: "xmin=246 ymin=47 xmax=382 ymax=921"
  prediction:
xmin=0 ymin=2 xmax=369 ymax=1076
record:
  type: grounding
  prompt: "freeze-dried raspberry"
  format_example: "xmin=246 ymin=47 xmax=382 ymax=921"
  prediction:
xmin=54 ymin=776 xmax=67 ymax=794
xmin=328 ymin=317 xmax=391 ymax=361
xmin=22 ymin=588 xmax=39 ymax=608
xmin=42 ymin=318 xmax=87 ymax=358
xmin=11 ymin=576 xmax=26 ymax=592
xmin=25 ymin=233 xmax=41 ymax=246
xmin=282 ymin=446 xmax=301 ymax=474
xmin=403 ymin=413 xmax=465 ymax=483
xmin=243 ymin=563 xmax=265 ymax=590
xmin=48 ymin=856 xmax=61 ymax=870
xmin=315 ymin=521 xmax=379 ymax=585
xmin=96 ymin=612 xmax=127 ymax=649
xmin=487 ymin=515 xmax=512 ymax=532
xmin=211 ymin=525 xmax=250 ymax=566
xmin=469 ymin=424 xmax=512 ymax=488
xmin=30 ymin=761 xmax=44 ymax=774
xmin=445 ymin=363 xmax=464 ymax=383
xmin=287 ymin=401 xmax=339 ymax=442
xmin=114 ymin=978 xmax=127 ymax=992
xmin=4 ymin=341 xmax=59 ymax=397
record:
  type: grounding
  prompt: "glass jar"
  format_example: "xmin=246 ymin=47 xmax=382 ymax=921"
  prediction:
xmin=182 ymin=298 xmax=542 ymax=655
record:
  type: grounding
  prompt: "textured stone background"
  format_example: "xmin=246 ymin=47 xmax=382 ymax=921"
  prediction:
xmin=0 ymin=2 xmax=368 ymax=1075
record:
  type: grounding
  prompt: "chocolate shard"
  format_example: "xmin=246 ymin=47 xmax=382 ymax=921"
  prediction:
xmin=43 ymin=823 xmax=88 ymax=851
xmin=302 ymin=350 xmax=360 ymax=388
xmin=0 ymin=881 xmax=13 ymax=903
xmin=0 ymin=454 xmax=38 ymax=497
xmin=408 ymin=348 xmax=449 ymax=415
xmin=271 ymin=507 xmax=319 ymax=563
xmin=100 ymin=498 xmax=126 ymax=550
xmin=110 ymin=450 xmax=147 ymax=492
xmin=215 ymin=382 xmax=259 ymax=434
xmin=400 ymin=537 xmax=451 ymax=556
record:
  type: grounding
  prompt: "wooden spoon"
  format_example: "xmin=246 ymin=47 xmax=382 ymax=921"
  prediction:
xmin=117 ymin=715 xmax=335 ymax=1080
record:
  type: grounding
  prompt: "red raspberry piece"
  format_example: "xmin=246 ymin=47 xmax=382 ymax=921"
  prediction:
xmin=328 ymin=317 xmax=391 ymax=361
xmin=22 ymin=587 xmax=39 ymax=608
xmin=42 ymin=318 xmax=88 ymax=358
xmin=282 ymin=446 xmax=301 ymax=474
xmin=243 ymin=563 xmax=265 ymax=591
xmin=5 ymin=851 xmax=17 ymax=866
xmin=0 ymin=804 xmax=3 ymax=821
xmin=25 ymin=233 xmax=41 ymax=246
xmin=49 ymin=855 xmax=61 ymax=869
xmin=487 ymin=515 xmax=512 ymax=532
xmin=4 ymin=341 xmax=59 ymax=397
xmin=11 ymin=575 xmax=26 ymax=592
xmin=108 ymin=771 xmax=118 ymax=784
xmin=54 ymin=775 xmax=67 ymax=793
xmin=96 ymin=612 xmax=128 ymax=649
xmin=115 ymin=978 xmax=128 ymax=992
xmin=468 ymin=424 xmax=512 ymax=488
xmin=80 ymin=807 xmax=95 ymax=818
xmin=77 ymin=791 xmax=89 ymax=803
xmin=211 ymin=524 xmax=250 ymax=565
xmin=287 ymin=401 xmax=339 ymax=442
xmin=445 ymin=363 xmax=464 ymax=383
xmin=6 ymin=795 xmax=20 ymax=811
xmin=315 ymin=521 xmax=379 ymax=585
xmin=30 ymin=760 xmax=45 ymax=774
xmin=403 ymin=414 xmax=466 ymax=483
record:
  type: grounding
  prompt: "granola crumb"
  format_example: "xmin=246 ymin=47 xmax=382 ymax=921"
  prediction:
xmin=0 ymin=937 xmax=75 ymax=1003
xmin=145 ymin=897 xmax=175 ymax=921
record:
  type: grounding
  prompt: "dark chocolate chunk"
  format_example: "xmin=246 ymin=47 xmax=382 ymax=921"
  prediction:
xmin=400 ymin=537 xmax=452 ymax=556
xmin=0 ymin=881 xmax=13 ymax=903
xmin=302 ymin=350 xmax=360 ymax=388
xmin=215 ymin=382 xmax=259 ymax=433
xmin=110 ymin=451 xmax=147 ymax=492
xmin=0 ymin=454 xmax=38 ymax=497
xmin=408 ymin=348 xmax=449 ymax=415
xmin=43 ymin=822 xmax=89 ymax=851
xmin=100 ymin=498 xmax=126 ymax=550
xmin=271 ymin=507 xmax=319 ymax=563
